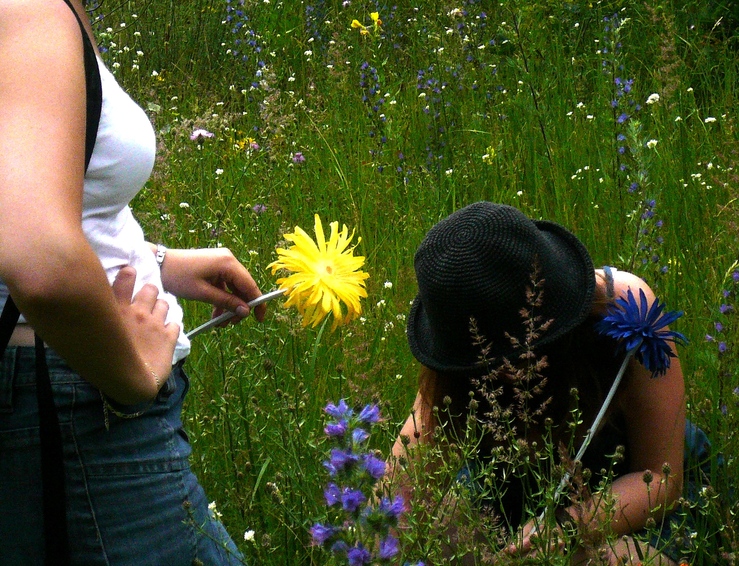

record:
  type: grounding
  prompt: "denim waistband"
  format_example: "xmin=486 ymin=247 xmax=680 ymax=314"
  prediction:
xmin=2 ymin=346 xmax=83 ymax=387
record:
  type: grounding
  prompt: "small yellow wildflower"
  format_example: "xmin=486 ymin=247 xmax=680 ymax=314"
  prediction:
xmin=482 ymin=145 xmax=497 ymax=165
xmin=268 ymin=215 xmax=369 ymax=331
xmin=351 ymin=13 xmax=381 ymax=35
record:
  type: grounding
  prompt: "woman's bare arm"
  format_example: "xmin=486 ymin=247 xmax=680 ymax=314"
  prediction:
xmin=0 ymin=1 xmax=178 ymax=404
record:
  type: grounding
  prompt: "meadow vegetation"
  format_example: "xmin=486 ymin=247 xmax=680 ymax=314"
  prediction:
xmin=90 ymin=0 xmax=739 ymax=563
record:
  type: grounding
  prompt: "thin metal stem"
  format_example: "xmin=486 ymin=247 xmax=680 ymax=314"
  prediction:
xmin=185 ymin=288 xmax=287 ymax=339
xmin=543 ymin=341 xmax=640 ymax=517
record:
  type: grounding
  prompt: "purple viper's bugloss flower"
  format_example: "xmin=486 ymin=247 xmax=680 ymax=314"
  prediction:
xmin=324 ymin=483 xmax=341 ymax=506
xmin=325 ymin=419 xmax=348 ymax=437
xmin=352 ymin=428 xmax=369 ymax=444
xmin=310 ymin=523 xmax=336 ymax=545
xmin=341 ymin=488 xmax=367 ymax=513
xmin=378 ymin=536 xmax=400 ymax=560
xmin=347 ymin=545 xmax=372 ymax=566
xmin=325 ymin=400 xmax=352 ymax=419
xmin=362 ymin=453 xmax=386 ymax=480
xmin=378 ymin=495 xmax=405 ymax=520
xmin=324 ymin=448 xmax=359 ymax=476
xmin=358 ymin=404 xmax=381 ymax=424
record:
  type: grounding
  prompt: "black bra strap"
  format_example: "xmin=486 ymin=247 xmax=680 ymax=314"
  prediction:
xmin=63 ymin=0 xmax=102 ymax=171
xmin=602 ymin=265 xmax=616 ymax=300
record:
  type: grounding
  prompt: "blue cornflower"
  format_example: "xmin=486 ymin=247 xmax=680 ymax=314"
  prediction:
xmin=596 ymin=288 xmax=687 ymax=377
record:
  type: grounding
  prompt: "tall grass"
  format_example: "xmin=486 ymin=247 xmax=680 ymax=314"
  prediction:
xmin=90 ymin=0 xmax=739 ymax=563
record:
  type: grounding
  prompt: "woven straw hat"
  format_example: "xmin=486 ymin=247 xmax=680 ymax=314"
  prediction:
xmin=407 ymin=202 xmax=595 ymax=373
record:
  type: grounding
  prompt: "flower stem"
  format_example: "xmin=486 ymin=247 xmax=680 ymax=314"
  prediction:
xmin=548 ymin=341 xmax=640 ymax=509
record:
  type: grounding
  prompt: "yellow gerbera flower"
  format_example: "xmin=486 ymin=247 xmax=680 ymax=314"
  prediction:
xmin=268 ymin=215 xmax=369 ymax=331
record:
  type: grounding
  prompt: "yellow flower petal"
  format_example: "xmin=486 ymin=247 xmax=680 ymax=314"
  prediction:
xmin=268 ymin=214 xmax=370 ymax=330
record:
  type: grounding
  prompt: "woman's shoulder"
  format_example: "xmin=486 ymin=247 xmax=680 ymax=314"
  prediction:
xmin=0 ymin=0 xmax=88 ymax=112
xmin=609 ymin=269 xmax=656 ymax=302
xmin=0 ymin=0 xmax=86 ymax=57
xmin=596 ymin=267 xmax=654 ymax=301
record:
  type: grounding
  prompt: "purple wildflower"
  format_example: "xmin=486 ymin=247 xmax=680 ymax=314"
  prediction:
xmin=325 ymin=448 xmax=359 ymax=476
xmin=325 ymin=420 xmax=349 ymax=437
xmin=347 ymin=546 xmax=372 ymax=566
xmin=251 ymin=203 xmax=267 ymax=214
xmin=378 ymin=536 xmax=400 ymax=560
xmin=341 ymin=488 xmax=367 ymax=513
xmin=325 ymin=400 xmax=352 ymax=419
xmin=378 ymin=495 xmax=405 ymax=520
xmin=292 ymin=151 xmax=306 ymax=164
xmin=324 ymin=483 xmax=341 ymax=506
xmin=310 ymin=523 xmax=336 ymax=545
xmin=358 ymin=404 xmax=381 ymax=424
xmin=352 ymin=428 xmax=369 ymax=444
xmin=362 ymin=453 xmax=386 ymax=480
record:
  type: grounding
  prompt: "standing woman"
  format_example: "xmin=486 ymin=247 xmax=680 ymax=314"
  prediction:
xmin=392 ymin=202 xmax=686 ymax=564
xmin=0 ymin=0 xmax=264 ymax=563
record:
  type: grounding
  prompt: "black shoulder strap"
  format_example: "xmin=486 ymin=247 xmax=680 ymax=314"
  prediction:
xmin=64 ymin=0 xmax=103 ymax=172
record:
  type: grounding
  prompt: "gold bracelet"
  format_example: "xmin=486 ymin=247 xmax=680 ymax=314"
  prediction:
xmin=100 ymin=392 xmax=154 ymax=430
xmin=100 ymin=364 xmax=161 ymax=430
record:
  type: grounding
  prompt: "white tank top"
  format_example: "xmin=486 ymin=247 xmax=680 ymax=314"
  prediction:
xmin=0 ymin=56 xmax=190 ymax=363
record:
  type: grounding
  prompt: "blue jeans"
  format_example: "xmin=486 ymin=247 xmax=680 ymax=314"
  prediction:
xmin=0 ymin=346 xmax=244 ymax=565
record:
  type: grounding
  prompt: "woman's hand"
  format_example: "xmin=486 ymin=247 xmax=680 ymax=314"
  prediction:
xmin=112 ymin=267 xmax=180 ymax=391
xmin=155 ymin=247 xmax=267 ymax=324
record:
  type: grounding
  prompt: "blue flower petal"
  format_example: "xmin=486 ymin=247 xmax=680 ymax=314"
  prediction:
xmin=596 ymin=288 xmax=687 ymax=377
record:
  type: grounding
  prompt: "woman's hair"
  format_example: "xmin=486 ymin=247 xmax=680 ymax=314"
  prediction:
xmin=417 ymin=314 xmax=624 ymax=450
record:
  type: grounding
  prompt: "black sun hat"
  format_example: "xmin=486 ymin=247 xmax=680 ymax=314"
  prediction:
xmin=407 ymin=202 xmax=596 ymax=374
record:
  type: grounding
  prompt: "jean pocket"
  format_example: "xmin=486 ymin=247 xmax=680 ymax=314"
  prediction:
xmin=156 ymin=373 xmax=177 ymax=402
